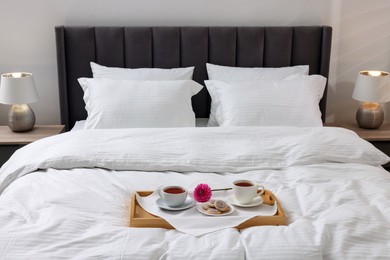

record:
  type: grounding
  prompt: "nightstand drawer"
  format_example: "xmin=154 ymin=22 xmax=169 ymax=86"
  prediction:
xmin=0 ymin=145 xmax=21 ymax=167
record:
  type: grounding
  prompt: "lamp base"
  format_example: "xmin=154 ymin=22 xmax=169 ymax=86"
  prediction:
xmin=356 ymin=102 xmax=384 ymax=129
xmin=8 ymin=104 xmax=36 ymax=132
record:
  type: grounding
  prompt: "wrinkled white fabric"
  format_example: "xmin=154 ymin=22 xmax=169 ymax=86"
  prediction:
xmin=0 ymin=126 xmax=389 ymax=259
xmin=0 ymin=164 xmax=389 ymax=259
xmin=1 ymin=126 xmax=388 ymax=193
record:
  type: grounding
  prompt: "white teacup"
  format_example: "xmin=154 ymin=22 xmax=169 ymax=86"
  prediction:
xmin=233 ymin=180 xmax=265 ymax=205
xmin=158 ymin=186 xmax=188 ymax=207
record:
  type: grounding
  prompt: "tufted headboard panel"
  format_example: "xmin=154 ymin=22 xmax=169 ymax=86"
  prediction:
xmin=55 ymin=26 xmax=332 ymax=130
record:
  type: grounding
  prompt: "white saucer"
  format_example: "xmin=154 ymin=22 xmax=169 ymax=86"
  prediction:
xmin=197 ymin=202 xmax=234 ymax=216
xmin=156 ymin=197 xmax=195 ymax=211
xmin=227 ymin=195 xmax=263 ymax=207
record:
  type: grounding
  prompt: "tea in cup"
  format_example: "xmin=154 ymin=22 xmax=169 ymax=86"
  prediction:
xmin=233 ymin=180 xmax=265 ymax=204
xmin=158 ymin=186 xmax=187 ymax=207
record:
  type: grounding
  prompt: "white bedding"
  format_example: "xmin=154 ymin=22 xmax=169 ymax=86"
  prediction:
xmin=71 ymin=118 xmax=209 ymax=131
xmin=0 ymin=126 xmax=389 ymax=259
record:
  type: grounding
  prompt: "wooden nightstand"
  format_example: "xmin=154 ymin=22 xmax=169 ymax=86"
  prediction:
xmin=325 ymin=122 xmax=390 ymax=170
xmin=0 ymin=125 xmax=65 ymax=166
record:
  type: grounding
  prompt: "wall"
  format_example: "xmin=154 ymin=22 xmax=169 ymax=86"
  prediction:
xmin=0 ymin=0 xmax=389 ymax=125
xmin=327 ymin=0 xmax=390 ymax=123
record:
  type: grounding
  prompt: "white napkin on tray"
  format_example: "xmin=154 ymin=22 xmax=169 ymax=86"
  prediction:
xmin=135 ymin=190 xmax=278 ymax=236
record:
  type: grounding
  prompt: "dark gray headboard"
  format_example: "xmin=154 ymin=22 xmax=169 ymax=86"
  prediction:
xmin=55 ymin=26 xmax=332 ymax=130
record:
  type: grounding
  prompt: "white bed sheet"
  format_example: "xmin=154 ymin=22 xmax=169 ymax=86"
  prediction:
xmin=0 ymin=126 xmax=389 ymax=259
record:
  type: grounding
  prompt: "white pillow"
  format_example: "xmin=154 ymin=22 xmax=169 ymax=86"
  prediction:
xmin=206 ymin=63 xmax=310 ymax=126
xmin=205 ymin=75 xmax=326 ymax=127
xmin=70 ymin=118 xmax=209 ymax=131
xmin=91 ymin=62 xmax=194 ymax=80
xmin=206 ymin=63 xmax=309 ymax=81
xmin=78 ymin=78 xmax=203 ymax=129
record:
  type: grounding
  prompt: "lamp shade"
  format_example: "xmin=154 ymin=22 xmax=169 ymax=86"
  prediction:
xmin=0 ymin=72 xmax=39 ymax=105
xmin=352 ymin=70 xmax=390 ymax=102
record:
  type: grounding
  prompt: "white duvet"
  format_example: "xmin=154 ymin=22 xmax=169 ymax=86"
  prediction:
xmin=0 ymin=126 xmax=389 ymax=259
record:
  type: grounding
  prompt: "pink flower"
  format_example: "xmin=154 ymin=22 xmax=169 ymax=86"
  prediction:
xmin=193 ymin=183 xmax=212 ymax=202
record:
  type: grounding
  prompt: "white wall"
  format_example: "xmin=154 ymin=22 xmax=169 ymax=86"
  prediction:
xmin=327 ymin=0 xmax=390 ymax=123
xmin=0 ymin=0 xmax=389 ymax=125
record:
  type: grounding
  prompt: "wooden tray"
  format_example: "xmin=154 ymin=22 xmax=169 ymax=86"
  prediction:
xmin=130 ymin=190 xmax=287 ymax=229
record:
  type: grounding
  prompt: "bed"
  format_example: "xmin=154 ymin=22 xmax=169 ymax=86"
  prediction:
xmin=0 ymin=26 xmax=390 ymax=259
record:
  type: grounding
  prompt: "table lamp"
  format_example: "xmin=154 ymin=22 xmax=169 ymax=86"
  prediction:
xmin=352 ymin=70 xmax=390 ymax=129
xmin=0 ymin=72 xmax=39 ymax=132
